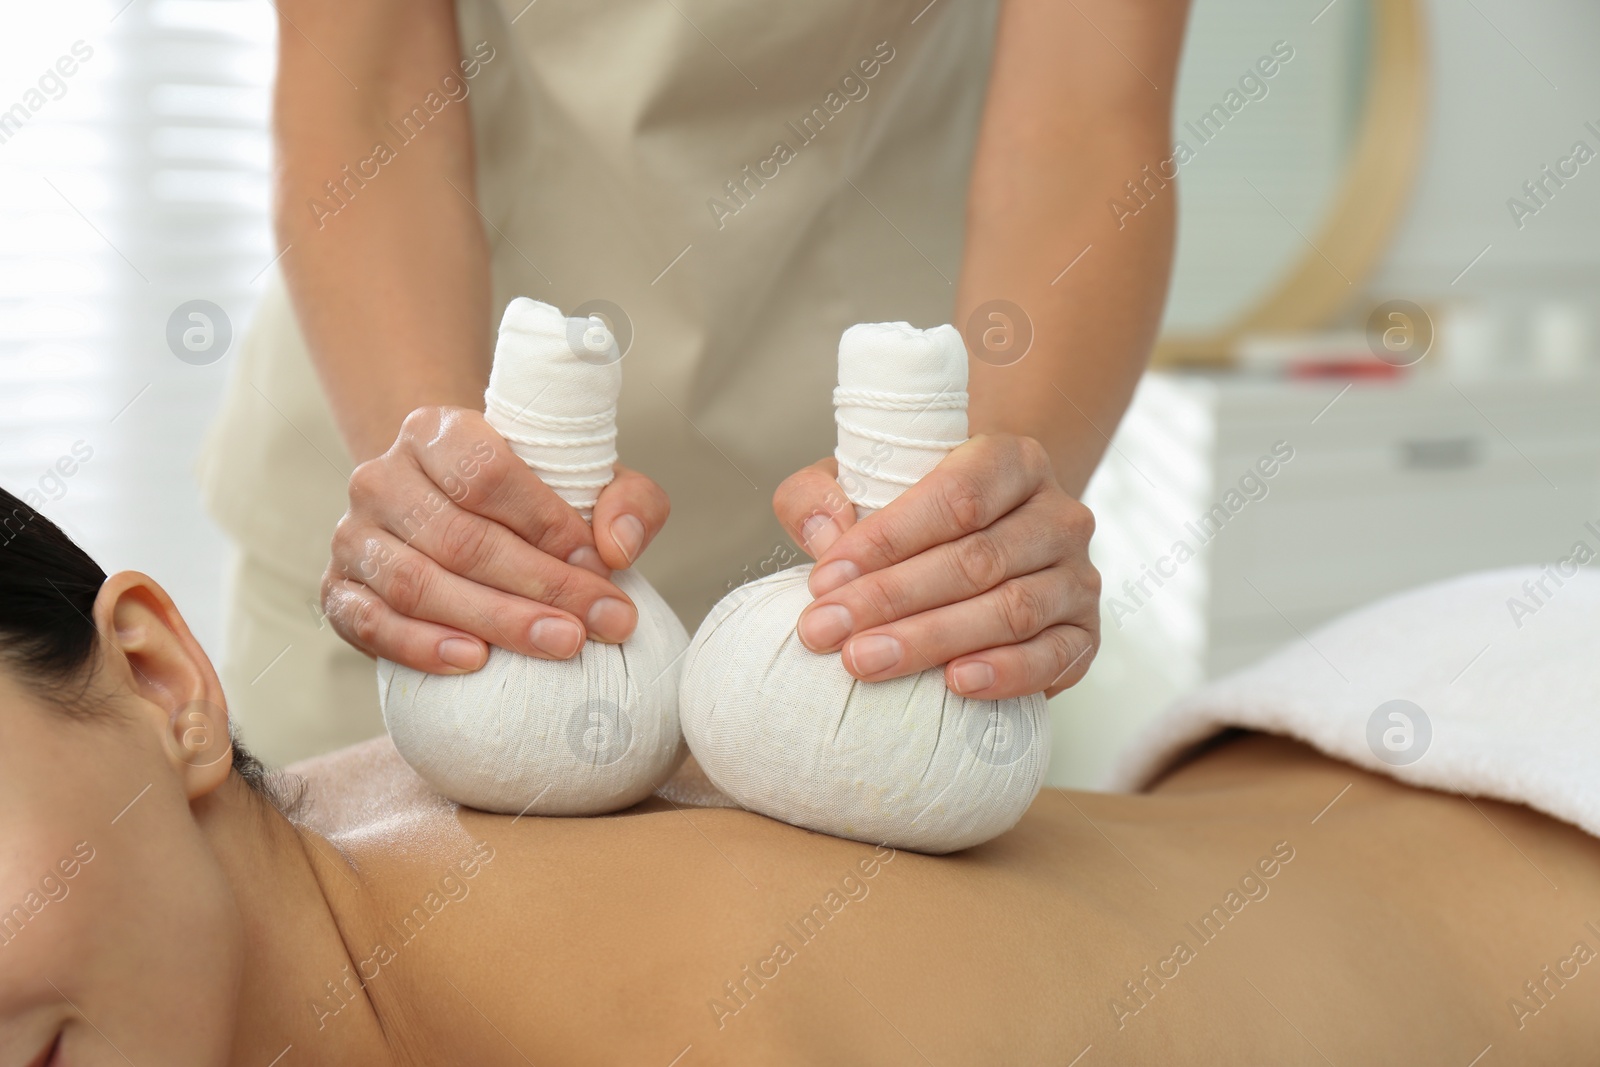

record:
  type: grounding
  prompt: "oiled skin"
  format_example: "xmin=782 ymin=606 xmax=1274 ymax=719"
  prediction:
xmin=291 ymin=734 xmax=1600 ymax=1066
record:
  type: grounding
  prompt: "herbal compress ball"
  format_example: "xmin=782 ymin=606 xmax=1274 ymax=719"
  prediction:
xmin=678 ymin=322 xmax=1050 ymax=853
xmin=379 ymin=298 xmax=688 ymax=815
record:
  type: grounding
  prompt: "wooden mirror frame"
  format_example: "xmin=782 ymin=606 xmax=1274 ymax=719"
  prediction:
xmin=1153 ymin=0 xmax=1430 ymax=367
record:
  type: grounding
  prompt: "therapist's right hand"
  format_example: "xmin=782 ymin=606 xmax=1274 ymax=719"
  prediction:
xmin=321 ymin=406 xmax=669 ymax=674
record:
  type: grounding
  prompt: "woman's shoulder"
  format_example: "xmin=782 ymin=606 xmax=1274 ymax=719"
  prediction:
xmin=279 ymin=736 xmax=456 ymax=838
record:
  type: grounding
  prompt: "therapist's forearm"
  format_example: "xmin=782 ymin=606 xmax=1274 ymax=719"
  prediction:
xmin=273 ymin=0 xmax=491 ymax=463
xmin=958 ymin=0 xmax=1188 ymax=498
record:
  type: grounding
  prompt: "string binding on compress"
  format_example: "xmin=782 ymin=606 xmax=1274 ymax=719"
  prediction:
xmin=833 ymin=387 xmax=969 ymax=488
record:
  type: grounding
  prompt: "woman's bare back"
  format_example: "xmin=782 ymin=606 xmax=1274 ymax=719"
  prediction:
xmin=288 ymin=734 xmax=1600 ymax=1065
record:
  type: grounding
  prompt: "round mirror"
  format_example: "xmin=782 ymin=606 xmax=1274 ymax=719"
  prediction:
xmin=1153 ymin=0 xmax=1427 ymax=365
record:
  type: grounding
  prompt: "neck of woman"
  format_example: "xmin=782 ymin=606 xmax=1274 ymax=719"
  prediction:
xmin=201 ymin=778 xmax=399 ymax=1067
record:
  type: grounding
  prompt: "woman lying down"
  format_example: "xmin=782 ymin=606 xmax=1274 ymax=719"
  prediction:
xmin=5 ymin=490 xmax=1600 ymax=1067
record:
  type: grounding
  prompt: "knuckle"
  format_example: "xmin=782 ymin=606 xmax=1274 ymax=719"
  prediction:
xmin=952 ymin=532 xmax=1008 ymax=592
xmin=384 ymin=554 xmax=432 ymax=616
xmin=345 ymin=592 xmax=383 ymax=648
xmin=435 ymin=510 xmax=491 ymax=573
xmin=772 ymin=469 xmax=806 ymax=511
xmin=1015 ymin=434 xmax=1050 ymax=472
xmin=435 ymin=409 xmax=484 ymax=453
xmin=938 ymin=469 xmax=990 ymax=534
xmin=1080 ymin=561 xmax=1103 ymax=601
xmin=318 ymin=569 xmax=339 ymax=606
xmin=995 ymin=578 xmax=1049 ymax=641
xmin=347 ymin=459 xmax=385 ymax=506
xmin=849 ymin=573 xmax=909 ymax=626
xmin=1050 ymin=626 xmax=1097 ymax=681
xmin=459 ymin=449 xmax=511 ymax=509
xmin=773 ymin=468 xmax=826 ymax=524
xmin=347 ymin=536 xmax=389 ymax=583
xmin=520 ymin=488 xmax=569 ymax=544
xmin=393 ymin=491 xmax=445 ymax=544
xmin=400 ymin=405 xmax=443 ymax=439
xmin=536 ymin=562 xmax=580 ymax=610
xmin=855 ymin=516 xmax=904 ymax=565
xmin=329 ymin=515 xmax=357 ymax=557
xmin=1044 ymin=628 xmax=1079 ymax=674
xmin=1063 ymin=498 xmax=1096 ymax=542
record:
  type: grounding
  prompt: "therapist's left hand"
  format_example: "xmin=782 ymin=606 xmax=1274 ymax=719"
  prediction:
xmin=773 ymin=433 xmax=1100 ymax=700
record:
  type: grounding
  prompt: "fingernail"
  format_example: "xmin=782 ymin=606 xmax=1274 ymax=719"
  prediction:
xmin=439 ymin=637 xmax=486 ymax=671
xmin=951 ymin=661 xmax=996 ymax=695
xmin=566 ymin=545 xmax=611 ymax=578
xmin=529 ymin=617 xmax=584 ymax=659
xmin=810 ymin=559 xmax=861 ymax=596
xmin=611 ymin=514 xmax=646 ymax=565
xmin=847 ymin=634 xmax=903 ymax=676
xmin=798 ymin=603 xmax=854 ymax=651
xmin=801 ymin=513 xmax=840 ymax=555
xmin=585 ymin=597 xmax=636 ymax=642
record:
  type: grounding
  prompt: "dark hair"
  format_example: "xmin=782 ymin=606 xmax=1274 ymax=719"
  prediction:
xmin=0 ymin=486 xmax=274 ymax=795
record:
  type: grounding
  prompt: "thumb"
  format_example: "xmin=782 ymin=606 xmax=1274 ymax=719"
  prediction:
xmin=773 ymin=457 xmax=857 ymax=560
xmin=591 ymin=465 xmax=671 ymax=571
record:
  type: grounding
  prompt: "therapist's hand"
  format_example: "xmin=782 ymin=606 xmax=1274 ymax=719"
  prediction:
xmin=321 ymin=406 xmax=669 ymax=674
xmin=773 ymin=434 xmax=1099 ymax=700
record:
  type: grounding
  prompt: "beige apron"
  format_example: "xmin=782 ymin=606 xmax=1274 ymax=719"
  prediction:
xmin=199 ymin=0 xmax=1000 ymax=764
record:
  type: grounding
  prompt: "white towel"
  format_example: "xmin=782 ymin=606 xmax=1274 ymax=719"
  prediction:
xmin=1107 ymin=566 xmax=1600 ymax=839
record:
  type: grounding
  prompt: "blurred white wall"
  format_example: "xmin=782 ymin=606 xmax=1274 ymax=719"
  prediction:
xmin=0 ymin=1 xmax=275 ymax=659
xmin=1374 ymin=0 xmax=1600 ymax=306
xmin=1160 ymin=0 xmax=1364 ymax=334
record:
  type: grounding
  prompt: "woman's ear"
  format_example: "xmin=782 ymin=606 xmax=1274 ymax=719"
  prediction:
xmin=91 ymin=570 xmax=234 ymax=799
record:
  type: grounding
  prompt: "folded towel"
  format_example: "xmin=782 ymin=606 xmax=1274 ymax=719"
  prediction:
xmin=1107 ymin=566 xmax=1600 ymax=839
